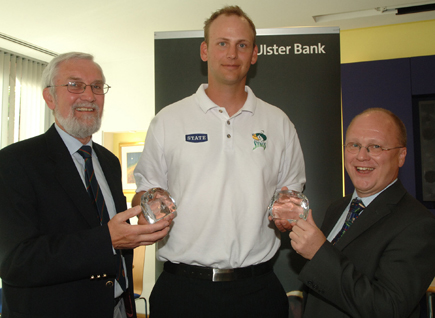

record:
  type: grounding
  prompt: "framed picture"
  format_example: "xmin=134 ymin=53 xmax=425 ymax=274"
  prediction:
xmin=119 ymin=142 xmax=144 ymax=192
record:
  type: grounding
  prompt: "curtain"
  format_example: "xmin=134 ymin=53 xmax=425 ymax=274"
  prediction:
xmin=0 ymin=50 xmax=47 ymax=149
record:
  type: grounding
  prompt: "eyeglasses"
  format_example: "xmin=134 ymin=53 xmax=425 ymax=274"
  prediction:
xmin=47 ymin=81 xmax=110 ymax=95
xmin=344 ymin=142 xmax=404 ymax=155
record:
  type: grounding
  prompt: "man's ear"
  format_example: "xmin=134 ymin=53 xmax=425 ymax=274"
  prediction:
xmin=200 ymin=41 xmax=208 ymax=62
xmin=398 ymin=147 xmax=407 ymax=168
xmin=251 ymin=44 xmax=258 ymax=65
xmin=43 ymin=87 xmax=56 ymax=110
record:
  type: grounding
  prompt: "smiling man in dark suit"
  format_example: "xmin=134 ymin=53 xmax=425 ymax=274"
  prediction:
xmin=0 ymin=52 xmax=172 ymax=318
xmin=290 ymin=108 xmax=435 ymax=318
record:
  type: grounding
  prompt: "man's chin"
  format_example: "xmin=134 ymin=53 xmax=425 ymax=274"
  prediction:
xmin=71 ymin=128 xmax=99 ymax=139
xmin=58 ymin=118 xmax=101 ymax=139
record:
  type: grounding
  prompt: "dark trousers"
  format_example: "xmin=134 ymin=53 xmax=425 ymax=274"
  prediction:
xmin=150 ymin=269 xmax=289 ymax=317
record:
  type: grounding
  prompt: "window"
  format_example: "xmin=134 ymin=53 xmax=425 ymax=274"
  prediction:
xmin=0 ymin=50 xmax=50 ymax=149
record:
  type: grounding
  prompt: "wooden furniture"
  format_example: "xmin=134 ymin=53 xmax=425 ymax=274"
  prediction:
xmin=133 ymin=246 xmax=147 ymax=317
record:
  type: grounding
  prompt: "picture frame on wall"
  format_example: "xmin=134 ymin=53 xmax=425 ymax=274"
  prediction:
xmin=119 ymin=142 xmax=144 ymax=193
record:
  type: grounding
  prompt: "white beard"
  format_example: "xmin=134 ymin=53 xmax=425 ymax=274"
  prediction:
xmin=54 ymin=102 xmax=102 ymax=139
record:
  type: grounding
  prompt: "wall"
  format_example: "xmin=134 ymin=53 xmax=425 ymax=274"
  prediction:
xmin=341 ymin=19 xmax=435 ymax=64
xmin=340 ymin=19 xmax=435 ymax=213
xmin=96 ymin=19 xmax=435 ymax=143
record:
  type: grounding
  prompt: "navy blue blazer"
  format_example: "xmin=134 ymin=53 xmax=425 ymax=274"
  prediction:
xmin=0 ymin=125 xmax=136 ymax=318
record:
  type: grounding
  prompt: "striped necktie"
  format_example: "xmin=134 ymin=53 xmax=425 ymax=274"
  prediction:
xmin=78 ymin=145 xmax=126 ymax=291
xmin=331 ymin=198 xmax=365 ymax=245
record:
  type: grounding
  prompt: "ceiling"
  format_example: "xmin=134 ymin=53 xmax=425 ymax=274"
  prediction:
xmin=1 ymin=0 xmax=435 ymax=63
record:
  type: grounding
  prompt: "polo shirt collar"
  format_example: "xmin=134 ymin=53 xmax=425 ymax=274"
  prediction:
xmin=196 ymin=84 xmax=257 ymax=114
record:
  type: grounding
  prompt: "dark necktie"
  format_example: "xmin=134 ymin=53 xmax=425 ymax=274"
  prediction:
xmin=78 ymin=145 xmax=126 ymax=291
xmin=331 ymin=198 xmax=365 ymax=245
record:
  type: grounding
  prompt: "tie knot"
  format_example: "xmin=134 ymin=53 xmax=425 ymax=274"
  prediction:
xmin=331 ymin=197 xmax=366 ymax=245
xmin=78 ymin=146 xmax=92 ymax=159
xmin=350 ymin=198 xmax=365 ymax=215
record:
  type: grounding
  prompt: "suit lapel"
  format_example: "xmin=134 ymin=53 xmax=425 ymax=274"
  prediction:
xmin=321 ymin=196 xmax=352 ymax=237
xmin=44 ymin=125 xmax=101 ymax=227
xmin=333 ymin=181 xmax=407 ymax=250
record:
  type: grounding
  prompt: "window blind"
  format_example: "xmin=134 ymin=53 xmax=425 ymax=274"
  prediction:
xmin=0 ymin=50 xmax=48 ymax=149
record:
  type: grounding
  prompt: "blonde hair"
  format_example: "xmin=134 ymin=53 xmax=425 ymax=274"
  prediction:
xmin=203 ymin=5 xmax=256 ymax=46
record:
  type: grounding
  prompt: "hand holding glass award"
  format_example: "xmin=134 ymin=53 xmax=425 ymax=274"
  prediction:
xmin=267 ymin=190 xmax=309 ymax=223
xmin=140 ymin=188 xmax=177 ymax=224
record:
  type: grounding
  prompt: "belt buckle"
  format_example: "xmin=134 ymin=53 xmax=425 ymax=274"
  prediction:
xmin=212 ymin=268 xmax=235 ymax=282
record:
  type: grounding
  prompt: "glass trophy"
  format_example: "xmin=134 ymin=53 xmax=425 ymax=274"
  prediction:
xmin=140 ymin=188 xmax=177 ymax=224
xmin=267 ymin=190 xmax=309 ymax=222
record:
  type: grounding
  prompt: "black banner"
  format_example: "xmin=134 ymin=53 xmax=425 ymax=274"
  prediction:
xmin=155 ymin=27 xmax=341 ymax=292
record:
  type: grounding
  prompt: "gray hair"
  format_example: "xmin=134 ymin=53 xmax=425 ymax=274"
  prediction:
xmin=41 ymin=52 xmax=105 ymax=97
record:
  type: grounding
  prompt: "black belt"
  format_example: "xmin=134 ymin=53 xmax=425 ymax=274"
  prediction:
xmin=164 ymin=260 xmax=273 ymax=282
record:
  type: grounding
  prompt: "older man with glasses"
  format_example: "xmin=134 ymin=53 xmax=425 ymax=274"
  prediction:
xmin=290 ymin=108 xmax=435 ymax=318
xmin=0 ymin=52 xmax=173 ymax=318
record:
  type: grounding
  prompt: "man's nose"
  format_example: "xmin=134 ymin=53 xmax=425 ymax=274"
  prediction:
xmin=356 ymin=146 xmax=370 ymax=160
xmin=227 ymin=44 xmax=237 ymax=59
xmin=80 ymin=85 xmax=96 ymax=101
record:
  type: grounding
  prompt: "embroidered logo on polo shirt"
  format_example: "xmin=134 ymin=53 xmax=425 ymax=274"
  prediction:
xmin=185 ymin=134 xmax=208 ymax=143
xmin=252 ymin=131 xmax=267 ymax=150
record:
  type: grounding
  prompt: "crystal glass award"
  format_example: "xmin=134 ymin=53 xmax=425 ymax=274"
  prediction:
xmin=267 ymin=190 xmax=309 ymax=222
xmin=140 ymin=188 xmax=177 ymax=224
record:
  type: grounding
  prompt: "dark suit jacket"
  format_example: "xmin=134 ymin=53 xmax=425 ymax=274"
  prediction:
xmin=299 ymin=180 xmax=435 ymax=318
xmin=0 ymin=125 xmax=136 ymax=318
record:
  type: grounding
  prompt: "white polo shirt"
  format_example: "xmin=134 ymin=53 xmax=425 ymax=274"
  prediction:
xmin=134 ymin=84 xmax=306 ymax=268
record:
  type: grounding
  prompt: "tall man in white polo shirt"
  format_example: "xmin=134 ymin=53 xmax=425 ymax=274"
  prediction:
xmin=132 ymin=5 xmax=305 ymax=317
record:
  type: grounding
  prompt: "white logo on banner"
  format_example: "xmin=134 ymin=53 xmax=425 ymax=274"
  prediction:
xmin=258 ymin=43 xmax=326 ymax=56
